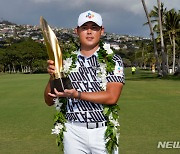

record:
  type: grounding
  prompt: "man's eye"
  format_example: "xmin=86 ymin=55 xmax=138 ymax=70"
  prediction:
xmin=92 ymin=26 xmax=100 ymax=31
xmin=92 ymin=26 xmax=97 ymax=29
xmin=81 ymin=26 xmax=87 ymax=30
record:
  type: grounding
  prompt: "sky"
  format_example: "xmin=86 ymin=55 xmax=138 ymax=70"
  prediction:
xmin=0 ymin=0 xmax=179 ymax=37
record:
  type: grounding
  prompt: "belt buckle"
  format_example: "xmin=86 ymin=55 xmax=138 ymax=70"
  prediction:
xmin=87 ymin=122 xmax=97 ymax=129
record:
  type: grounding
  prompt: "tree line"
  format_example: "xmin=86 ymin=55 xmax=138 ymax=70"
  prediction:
xmin=0 ymin=33 xmax=141 ymax=74
xmin=0 ymin=36 xmax=147 ymax=74
xmin=0 ymin=38 xmax=48 ymax=73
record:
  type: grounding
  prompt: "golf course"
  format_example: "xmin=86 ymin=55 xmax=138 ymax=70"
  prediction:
xmin=0 ymin=68 xmax=180 ymax=154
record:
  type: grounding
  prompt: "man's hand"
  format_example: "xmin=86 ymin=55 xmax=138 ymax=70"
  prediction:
xmin=47 ymin=60 xmax=55 ymax=76
xmin=44 ymin=60 xmax=57 ymax=106
xmin=48 ymin=88 xmax=78 ymax=99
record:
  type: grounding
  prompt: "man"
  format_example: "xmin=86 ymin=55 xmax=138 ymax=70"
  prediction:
xmin=44 ymin=10 xmax=125 ymax=154
xmin=131 ymin=66 xmax=136 ymax=75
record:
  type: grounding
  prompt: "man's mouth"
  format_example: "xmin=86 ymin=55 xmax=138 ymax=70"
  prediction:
xmin=86 ymin=37 xmax=93 ymax=41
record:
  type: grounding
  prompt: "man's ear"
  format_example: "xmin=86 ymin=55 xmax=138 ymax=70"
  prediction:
xmin=101 ymin=26 xmax=105 ymax=36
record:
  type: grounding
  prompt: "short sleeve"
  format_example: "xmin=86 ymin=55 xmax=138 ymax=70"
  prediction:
xmin=106 ymin=54 xmax=125 ymax=84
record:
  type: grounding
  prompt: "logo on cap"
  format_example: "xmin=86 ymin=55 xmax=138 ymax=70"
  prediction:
xmin=86 ymin=12 xmax=94 ymax=19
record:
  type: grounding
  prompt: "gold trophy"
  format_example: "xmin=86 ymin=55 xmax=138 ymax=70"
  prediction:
xmin=40 ymin=16 xmax=72 ymax=93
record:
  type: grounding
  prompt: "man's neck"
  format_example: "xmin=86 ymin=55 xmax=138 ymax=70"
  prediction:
xmin=80 ymin=45 xmax=99 ymax=57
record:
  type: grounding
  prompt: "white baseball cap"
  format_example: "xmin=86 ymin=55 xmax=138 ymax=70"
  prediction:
xmin=77 ymin=10 xmax=103 ymax=27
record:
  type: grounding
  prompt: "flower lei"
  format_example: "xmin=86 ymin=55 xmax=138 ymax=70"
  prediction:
xmin=51 ymin=41 xmax=120 ymax=154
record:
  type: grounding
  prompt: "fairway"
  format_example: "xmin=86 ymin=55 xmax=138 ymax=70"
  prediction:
xmin=0 ymin=70 xmax=180 ymax=154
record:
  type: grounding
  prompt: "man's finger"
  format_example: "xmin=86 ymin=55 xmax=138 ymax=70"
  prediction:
xmin=47 ymin=60 xmax=54 ymax=65
xmin=48 ymin=93 xmax=56 ymax=97
xmin=48 ymin=65 xmax=55 ymax=70
xmin=54 ymin=88 xmax=65 ymax=96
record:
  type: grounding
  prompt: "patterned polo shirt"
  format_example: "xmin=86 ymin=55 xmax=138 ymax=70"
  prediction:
xmin=66 ymin=49 xmax=125 ymax=123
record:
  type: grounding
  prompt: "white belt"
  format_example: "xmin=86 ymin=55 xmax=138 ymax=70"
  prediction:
xmin=67 ymin=121 xmax=107 ymax=129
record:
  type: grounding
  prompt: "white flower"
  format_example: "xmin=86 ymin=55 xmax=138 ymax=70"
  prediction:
xmin=100 ymin=63 xmax=107 ymax=74
xmin=113 ymin=144 xmax=118 ymax=151
xmin=103 ymin=43 xmax=113 ymax=54
xmin=109 ymin=113 xmax=120 ymax=127
xmin=55 ymin=123 xmax=64 ymax=130
xmin=72 ymin=51 xmax=78 ymax=55
xmin=98 ymin=63 xmax=107 ymax=90
xmin=99 ymin=63 xmax=106 ymax=69
xmin=109 ymin=113 xmax=113 ymax=120
xmin=105 ymin=137 xmax=111 ymax=142
xmin=51 ymin=128 xmax=60 ymax=135
xmin=53 ymin=98 xmax=63 ymax=111
xmin=63 ymin=58 xmax=73 ymax=73
xmin=116 ymin=132 xmax=120 ymax=140
xmin=101 ymin=74 xmax=107 ymax=81
xmin=110 ymin=119 xmax=120 ymax=127
xmin=101 ymin=82 xmax=107 ymax=90
xmin=71 ymin=67 xmax=78 ymax=72
xmin=56 ymin=106 xmax=61 ymax=110
xmin=51 ymin=123 xmax=64 ymax=135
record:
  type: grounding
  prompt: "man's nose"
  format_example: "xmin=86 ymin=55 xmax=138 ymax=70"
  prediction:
xmin=87 ymin=28 xmax=92 ymax=34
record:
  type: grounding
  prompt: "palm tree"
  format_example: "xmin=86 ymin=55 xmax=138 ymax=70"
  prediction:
xmin=164 ymin=9 xmax=180 ymax=73
xmin=141 ymin=0 xmax=162 ymax=75
xmin=175 ymin=31 xmax=180 ymax=75
xmin=148 ymin=3 xmax=167 ymax=32
xmin=143 ymin=1 xmax=169 ymax=76
xmin=157 ymin=0 xmax=168 ymax=76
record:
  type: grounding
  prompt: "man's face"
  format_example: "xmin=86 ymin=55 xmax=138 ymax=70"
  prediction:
xmin=75 ymin=21 xmax=104 ymax=49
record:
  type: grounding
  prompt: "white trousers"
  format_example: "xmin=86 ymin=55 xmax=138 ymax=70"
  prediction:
xmin=63 ymin=123 xmax=118 ymax=154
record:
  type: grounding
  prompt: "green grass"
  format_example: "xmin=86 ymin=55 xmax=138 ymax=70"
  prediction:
xmin=0 ymin=74 xmax=61 ymax=154
xmin=0 ymin=70 xmax=180 ymax=154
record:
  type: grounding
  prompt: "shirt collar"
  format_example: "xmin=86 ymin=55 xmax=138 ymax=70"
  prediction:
xmin=77 ymin=47 xmax=99 ymax=59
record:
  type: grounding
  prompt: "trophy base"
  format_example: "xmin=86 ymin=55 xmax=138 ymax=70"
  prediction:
xmin=50 ymin=77 xmax=73 ymax=93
